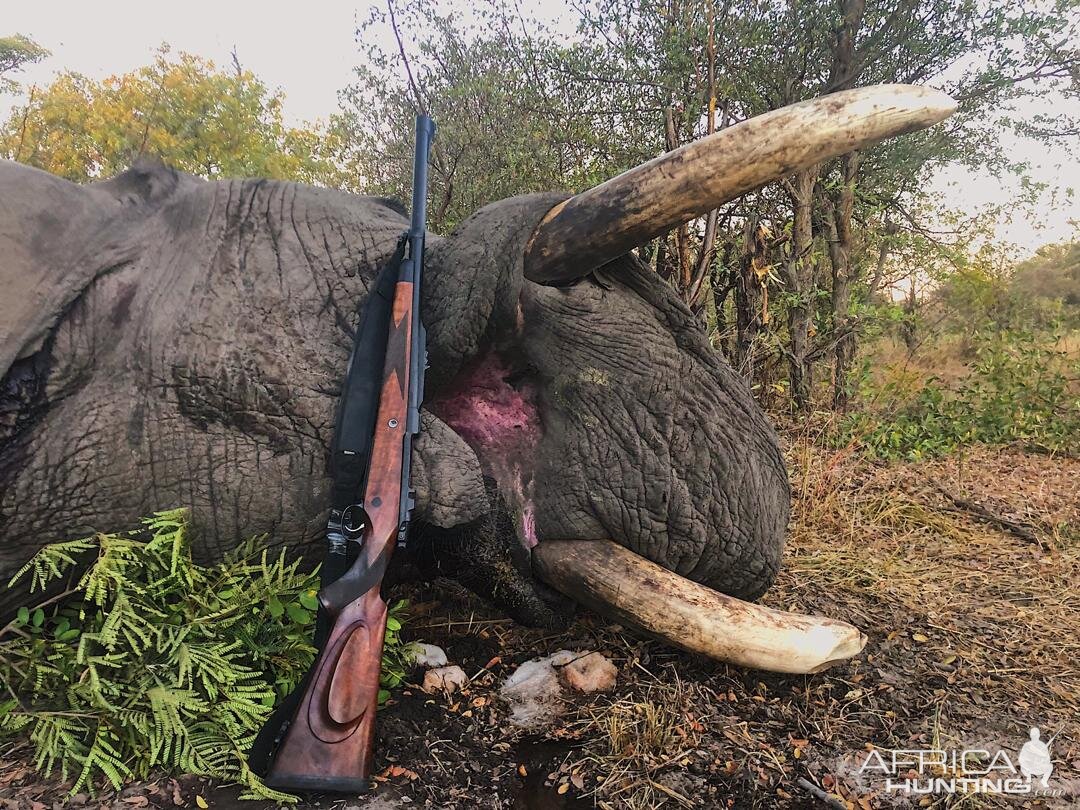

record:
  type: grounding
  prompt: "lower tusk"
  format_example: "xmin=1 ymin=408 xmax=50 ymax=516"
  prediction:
xmin=532 ymin=539 xmax=866 ymax=674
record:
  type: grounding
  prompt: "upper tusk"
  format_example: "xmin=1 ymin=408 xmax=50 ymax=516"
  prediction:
xmin=524 ymin=84 xmax=956 ymax=284
xmin=533 ymin=538 xmax=867 ymax=674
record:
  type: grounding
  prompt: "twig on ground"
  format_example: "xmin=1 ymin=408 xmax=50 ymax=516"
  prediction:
xmin=931 ymin=480 xmax=1043 ymax=546
xmin=796 ymin=776 xmax=848 ymax=809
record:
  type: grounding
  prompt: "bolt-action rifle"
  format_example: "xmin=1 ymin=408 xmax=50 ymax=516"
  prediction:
xmin=248 ymin=114 xmax=435 ymax=793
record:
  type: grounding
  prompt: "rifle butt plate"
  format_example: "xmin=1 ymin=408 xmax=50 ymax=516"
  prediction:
xmin=265 ymin=773 xmax=370 ymax=794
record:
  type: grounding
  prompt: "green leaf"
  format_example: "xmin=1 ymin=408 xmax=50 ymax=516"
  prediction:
xmin=268 ymin=596 xmax=284 ymax=618
xmin=286 ymin=603 xmax=312 ymax=625
xmin=16 ymin=606 xmax=29 ymax=625
xmin=386 ymin=617 xmax=402 ymax=632
xmin=0 ymin=507 xmax=332 ymax=801
xmin=299 ymin=590 xmax=319 ymax=611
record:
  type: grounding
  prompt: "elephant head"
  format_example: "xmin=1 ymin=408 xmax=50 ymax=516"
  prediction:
xmin=0 ymin=85 xmax=954 ymax=671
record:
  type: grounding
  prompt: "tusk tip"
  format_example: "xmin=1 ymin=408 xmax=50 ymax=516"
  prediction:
xmin=801 ymin=622 xmax=869 ymax=672
xmin=883 ymin=83 xmax=959 ymax=125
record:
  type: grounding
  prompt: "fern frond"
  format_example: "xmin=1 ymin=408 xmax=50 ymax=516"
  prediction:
xmin=72 ymin=723 xmax=131 ymax=792
xmin=0 ymin=508 xmax=407 ymax=804
xmin=8 ymin=537 xmax=98 ymax=592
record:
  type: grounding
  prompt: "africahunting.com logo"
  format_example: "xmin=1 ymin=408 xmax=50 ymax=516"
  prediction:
xmin=859 ymin=727 xmax=1062 ymax=796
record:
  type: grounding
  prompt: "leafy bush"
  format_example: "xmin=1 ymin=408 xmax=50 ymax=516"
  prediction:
xmin=842 ymin=330 xmax=1079 ymax=460
xmin=0 ymin=509 xmax=412 ymax=800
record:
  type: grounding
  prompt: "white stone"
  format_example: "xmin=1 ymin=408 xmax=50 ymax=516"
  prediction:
xmin=500 ymin=656 xmax=565 ymax=729
xmin=410 ymin=642 xmax=448 ymax=668
xmin=499 ymin=650 xmax=614 ymax=728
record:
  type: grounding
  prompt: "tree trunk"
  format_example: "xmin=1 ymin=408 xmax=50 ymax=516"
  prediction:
xmin=783 ymin=168 xmax=818 ymax=411
xmin=823 ymin=151 xmax=861 ymax=411
xmin=825 ymin=0 xmax=867 ymax=411
xmin=662 ymin=104 xmax=694 ymax=295
xmin=735 ymin=217 xmax=768 ymax=381
xmin=900 ymin=277 xmax=918 ymax=354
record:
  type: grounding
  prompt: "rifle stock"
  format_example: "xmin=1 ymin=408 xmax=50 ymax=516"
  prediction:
xmin=264 ymin=280 xmax=416 ymax=792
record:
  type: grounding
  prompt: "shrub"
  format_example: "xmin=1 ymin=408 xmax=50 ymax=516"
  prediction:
xmin=842 ymin=329 xmax=1079 ymax=460
xmin=0 ymin=509 xmax=411 ymax=800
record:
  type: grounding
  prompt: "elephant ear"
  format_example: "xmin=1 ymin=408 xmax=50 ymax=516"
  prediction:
xmin=0 ymin=159 xmax=184 ymax=379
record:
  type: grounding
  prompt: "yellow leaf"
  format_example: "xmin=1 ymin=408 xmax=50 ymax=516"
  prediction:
xmin=912 ymin=633 xmax=929 ymax=643
xmin=196 ymin=797 xmax=208 ymax=809
xmin=558 ymin=782 xmax=569 ymax=795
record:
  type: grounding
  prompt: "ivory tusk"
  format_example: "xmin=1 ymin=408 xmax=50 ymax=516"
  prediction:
xmin=524 ymin=84 xmax=956 ymax=284
xmin=533 ymin=539 xmax=867 ymax=673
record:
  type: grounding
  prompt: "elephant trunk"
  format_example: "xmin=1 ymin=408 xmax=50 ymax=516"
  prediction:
xmin=523 ymin=84 xmax=956 ymax=284
xmin=532 ymin=539 xmax=866 ymax=673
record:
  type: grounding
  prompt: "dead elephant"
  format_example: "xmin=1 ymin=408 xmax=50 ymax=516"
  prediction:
xmin=0 ymin=85 xmax=955 ymax=671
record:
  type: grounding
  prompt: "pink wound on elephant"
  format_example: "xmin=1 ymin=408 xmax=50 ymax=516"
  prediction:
xmin=431 ymin=350 xmax=543 ymax=547
xmin=520 ymin=504 xmax=538 ymax=548
xmin=431 ymin=350 xmax=541 ymax=459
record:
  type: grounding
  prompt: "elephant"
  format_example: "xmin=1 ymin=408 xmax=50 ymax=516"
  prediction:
xmin=0 ymin=85 xmax=954 ymax=671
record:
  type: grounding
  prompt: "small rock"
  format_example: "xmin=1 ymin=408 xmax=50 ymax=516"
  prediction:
xmin=500 ymin=656 xmax=564 ymax=728
xmin=557 ymin=652 xmax=617 ymax=693
xmin=422 ymin=664 xmax=468 ymax=694
xmin=500 ymin=650 xmax=606 ymax=728
xmin=410 ymin=642 xmax=448 ymax=668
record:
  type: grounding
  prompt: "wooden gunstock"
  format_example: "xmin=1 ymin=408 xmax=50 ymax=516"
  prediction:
xmin=264 ymin=282 xmax=414 ymax=793
xmin=264 ymin=592 xmax=387 ymax=791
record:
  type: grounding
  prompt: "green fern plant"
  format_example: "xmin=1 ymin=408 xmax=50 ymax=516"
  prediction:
xmin=0 ymin=509 xmax=412 ymax=801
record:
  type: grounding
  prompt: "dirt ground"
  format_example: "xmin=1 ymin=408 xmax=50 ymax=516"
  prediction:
xmin=1 ymin=442 xmax=1077 ymax=809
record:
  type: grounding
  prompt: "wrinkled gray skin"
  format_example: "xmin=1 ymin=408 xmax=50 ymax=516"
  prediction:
xmin=0 ymin=160 xmax=789 ymax=623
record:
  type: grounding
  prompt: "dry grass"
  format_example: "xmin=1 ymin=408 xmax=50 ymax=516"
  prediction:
xmin=863 ymin=337 xmax=976 ymax=397
xmin=562 ymin=679 xmax=706 ymax=809
xmin=764 ymin=436 xmax=1080 ymax=807
xmin=775 ymin=440 xmax=1080 ymax=714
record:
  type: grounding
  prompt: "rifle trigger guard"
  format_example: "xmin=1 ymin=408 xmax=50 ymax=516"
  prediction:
xmin=341 ymin=505 xmax=369 ymax=542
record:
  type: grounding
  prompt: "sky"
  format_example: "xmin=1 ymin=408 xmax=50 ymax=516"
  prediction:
xmin=3 ymin=0 xmax=1077 ymax=256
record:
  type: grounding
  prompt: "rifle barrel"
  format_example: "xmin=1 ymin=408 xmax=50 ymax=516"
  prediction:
xmin=410 ymin=115 xmax=435 ymax=240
